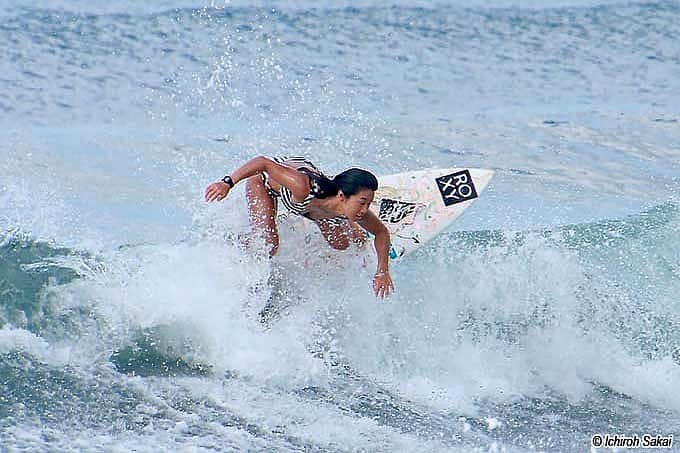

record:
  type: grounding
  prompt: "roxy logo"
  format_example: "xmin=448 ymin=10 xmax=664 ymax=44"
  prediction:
xmin=436 ymin=170 xmax=478 ymax=206
xmin=378 ymin=199 xmax=423 ymax=225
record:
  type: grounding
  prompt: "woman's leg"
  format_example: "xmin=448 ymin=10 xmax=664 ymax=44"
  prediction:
xmin=245 ymin=175 xmax=279 ymax=257
xmin=316 ymin=219 xmax=367 ymax=251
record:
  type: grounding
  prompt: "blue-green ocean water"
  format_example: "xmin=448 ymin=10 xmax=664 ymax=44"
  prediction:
xmin=1 ymin=1 xmax=680 ymax=451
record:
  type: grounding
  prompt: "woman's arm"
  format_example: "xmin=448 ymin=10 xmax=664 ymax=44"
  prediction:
xmin=358 ymin=210 xmax=394 ymax=298
xmin=205 ymin=156 xmax=311 ymax=202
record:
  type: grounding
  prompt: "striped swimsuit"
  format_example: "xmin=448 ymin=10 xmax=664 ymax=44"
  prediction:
xmin=261 ymin=156 xmax=346 ymax=225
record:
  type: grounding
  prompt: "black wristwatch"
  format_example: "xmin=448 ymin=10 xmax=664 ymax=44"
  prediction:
xmin=221 ymin=175 xmax=235 ymax=188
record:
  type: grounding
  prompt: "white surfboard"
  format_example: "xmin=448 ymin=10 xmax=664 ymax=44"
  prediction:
xmin=285 ymin=167 xmax=494 ymax=262
xmin=370 ymin=167 xmax=494 ymax=260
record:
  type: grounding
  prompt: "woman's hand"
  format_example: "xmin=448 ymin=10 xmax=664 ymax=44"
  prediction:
xmin=205 ymin=181 xmax=231 ymax=202
xmin=373 ymin=271 xmax=394 ymax=299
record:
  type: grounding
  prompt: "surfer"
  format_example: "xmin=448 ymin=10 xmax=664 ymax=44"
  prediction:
xmin=205 ymin=156 xmax=394 ymax=298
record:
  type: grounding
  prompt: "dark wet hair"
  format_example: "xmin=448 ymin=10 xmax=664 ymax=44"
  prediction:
xmin=308 ymin=168 xmax=378 ymax=199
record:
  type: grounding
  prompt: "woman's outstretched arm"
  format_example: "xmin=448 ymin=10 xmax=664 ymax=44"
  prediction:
xmin=358 ymin=210 xmax=394 ymax=298
xmin=205 ymin=156 xmax=311 ymax=202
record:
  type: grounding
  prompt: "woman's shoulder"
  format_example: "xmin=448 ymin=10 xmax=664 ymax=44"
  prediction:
xmin=278 ymin=156 xmax=324 ymax=174
xmin=277 ymin=156 xmax=315 ymax=165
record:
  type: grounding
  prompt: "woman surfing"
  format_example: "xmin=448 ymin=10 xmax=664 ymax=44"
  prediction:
xmin=205 ymin=156 xmax=394 ymax=298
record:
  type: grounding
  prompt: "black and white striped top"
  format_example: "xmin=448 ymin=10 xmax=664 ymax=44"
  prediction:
xmin=262 ymin=156 xmax=328 ymax=216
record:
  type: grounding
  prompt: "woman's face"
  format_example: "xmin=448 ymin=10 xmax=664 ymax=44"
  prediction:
xmin=341 ymin=188 xmax=375 ymax=221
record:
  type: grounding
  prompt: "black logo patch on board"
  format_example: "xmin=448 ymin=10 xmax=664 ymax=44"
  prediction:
xmin=378 ymin=199 xmax=423 ymax=225
xmin=436 ymin=170 xmax=478 ymax=206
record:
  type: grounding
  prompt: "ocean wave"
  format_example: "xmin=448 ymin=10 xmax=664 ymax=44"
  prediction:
xmin=0 ymin=234 xmax=87 ymax=331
